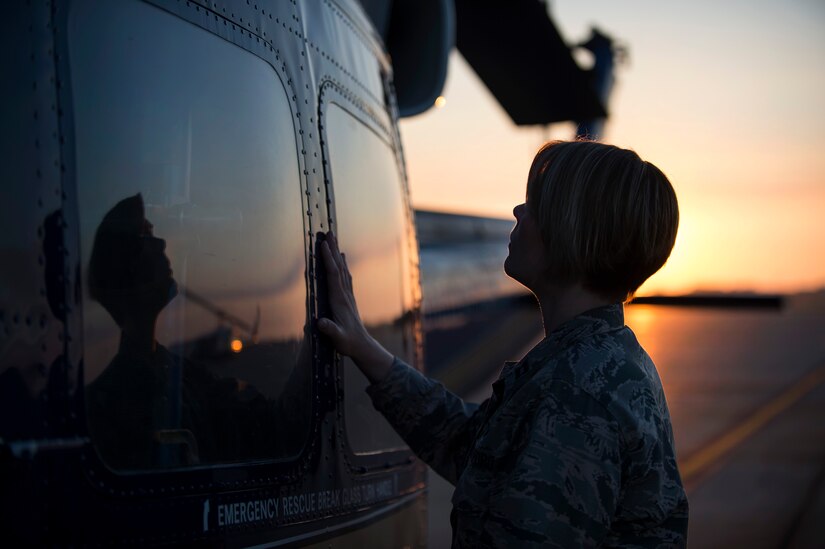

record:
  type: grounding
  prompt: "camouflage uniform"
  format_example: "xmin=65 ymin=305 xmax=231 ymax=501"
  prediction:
xmin=367 ymin=304 xmax=688 ymax=548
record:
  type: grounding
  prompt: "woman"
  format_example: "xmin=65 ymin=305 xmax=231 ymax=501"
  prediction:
xmin=318 ymin=141 xmax=688 ymax=547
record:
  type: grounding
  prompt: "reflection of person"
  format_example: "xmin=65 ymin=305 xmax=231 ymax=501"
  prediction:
xmin=85 ymin=194 xmax=191 ymax=468
xmin=86 ymin=194 xmax=309 ymax=469
xmin=319 ymin=141 xmax=688 ymax=547
xmin=87 ymin=194 xmax=178 ymax=356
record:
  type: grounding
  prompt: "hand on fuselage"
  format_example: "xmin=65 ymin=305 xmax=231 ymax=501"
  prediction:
xmin=316 ymin=231 xmax=393 ymax=383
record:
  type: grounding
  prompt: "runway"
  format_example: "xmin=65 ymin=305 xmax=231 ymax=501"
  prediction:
xmin=423 ymin=290 xmax=825 ymax=548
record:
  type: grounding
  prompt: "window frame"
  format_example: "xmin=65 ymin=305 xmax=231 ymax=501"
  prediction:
xmin=60 ymin=0 xmax=324 ymax=494
xmin=318 ymin=80 xmax=423 ymax=475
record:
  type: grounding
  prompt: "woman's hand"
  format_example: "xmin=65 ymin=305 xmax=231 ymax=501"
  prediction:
xmin=317 ymin=231 xmax=394 ymax=383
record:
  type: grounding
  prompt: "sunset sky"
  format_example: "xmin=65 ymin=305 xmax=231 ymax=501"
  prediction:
xmin=399 ymin=0 xmax=825 ymax=296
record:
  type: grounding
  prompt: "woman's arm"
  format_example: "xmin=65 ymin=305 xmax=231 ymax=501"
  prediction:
xmin=317 ymin=231 xmax=484 ymax=483
xmin=366 ymin=357 xmax=485 ymax=484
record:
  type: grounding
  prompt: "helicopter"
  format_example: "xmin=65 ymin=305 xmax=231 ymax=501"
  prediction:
xmin=0 ymin=0 xmax=611 ymax=545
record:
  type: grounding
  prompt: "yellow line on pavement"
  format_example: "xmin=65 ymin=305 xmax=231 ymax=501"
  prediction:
xmin=681 ymin=362 xmax=825 ymax=484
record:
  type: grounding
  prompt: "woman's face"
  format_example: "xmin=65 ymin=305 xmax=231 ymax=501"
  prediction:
xmin=504 ymin=202 xmax=550 ymax=292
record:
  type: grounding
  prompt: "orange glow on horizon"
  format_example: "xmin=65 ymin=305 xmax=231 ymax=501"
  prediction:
xmin=401 ymin=34 xmax=825 ymax=296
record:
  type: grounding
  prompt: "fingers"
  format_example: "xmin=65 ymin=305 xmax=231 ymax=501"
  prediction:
xmin=320 ymin=239 xmax=352 ymax=316
xmin=341 ymin=253 xmax=353 ymax=292
xmin=318 ymin=317 xmax=350 ymax=353
xmin=316 ymin=232 xmax=370 ymax=360
xmin=320 ymin=233 xmax=344 ymax=275
xmin=317 ymin=317 xmax=339 ymax=337
xmin=319 ymin=231 xmax=356 ymax=312
xmin=321 ymin=241 xmax=338 ymax=275
xmin=321 ymin=232 xmax=353 ymax=288
xmin=324 ymin=231 xmax=337 ymax=258
xmin=329 ymin=232 xmax=346 ymax=274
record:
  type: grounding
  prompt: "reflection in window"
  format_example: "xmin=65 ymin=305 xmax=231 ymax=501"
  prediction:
xmin=70 ymin=0 xmax=310 ymax=469
xmin=325 ymin=104 xmax=416 ymax=454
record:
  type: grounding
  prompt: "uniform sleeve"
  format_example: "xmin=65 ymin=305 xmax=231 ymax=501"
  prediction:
xmin=366 ymin=357 xmax=486 ymax=485
xmin=484 ymin=379 xmax=621 ymax=548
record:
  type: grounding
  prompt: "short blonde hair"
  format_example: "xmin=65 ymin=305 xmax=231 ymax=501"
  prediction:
xmin=526 ymin=141 xmax=679 ymax=302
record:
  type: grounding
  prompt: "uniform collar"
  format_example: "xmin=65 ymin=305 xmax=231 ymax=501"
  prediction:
xmin=493 ymin=303 xmax=624 ymax=401
xmin=530 ymin=302 xmax=624 ymax=361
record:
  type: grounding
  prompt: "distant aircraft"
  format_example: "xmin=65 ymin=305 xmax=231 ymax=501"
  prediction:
xmin=0 ymin=0 xmax=612 ymax=545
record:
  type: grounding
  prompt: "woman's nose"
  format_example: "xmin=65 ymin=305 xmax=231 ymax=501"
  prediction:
xmin=513 ymin=203 xmax=525 ymax=219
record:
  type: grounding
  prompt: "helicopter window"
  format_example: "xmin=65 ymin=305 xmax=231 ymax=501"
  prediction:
xmin=324 ymin=103 xmax=416 ymax=454
xmin=69 ymin=0 xmax=311 ymax=470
